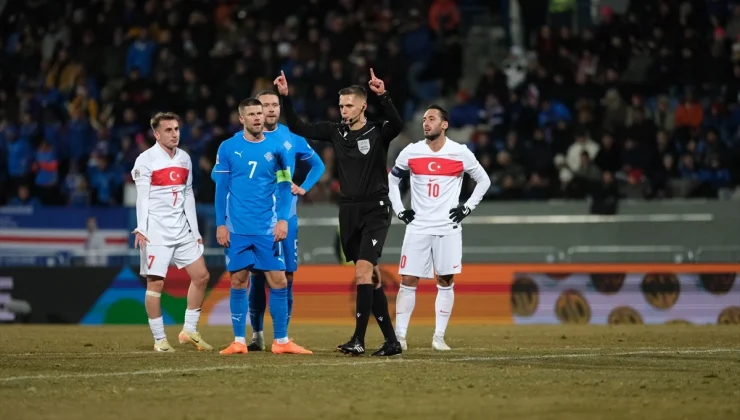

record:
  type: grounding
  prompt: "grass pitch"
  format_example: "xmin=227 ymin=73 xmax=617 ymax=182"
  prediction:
xmin=0 ymin=325 xmax=738 ymax=420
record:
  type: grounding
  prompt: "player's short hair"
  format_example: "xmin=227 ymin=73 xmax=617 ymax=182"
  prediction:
xmin=238 ymin=97 xmax=263 ymax=112
xmin=426 ymin=104 xmax=449 ymax=122
xmin=255 ymin=89 xmax=279 ymax=100
xmin=150 ymin=112 xmax=180 ymax=130
xmin=338 ymin=85 xmax=367 ymax=99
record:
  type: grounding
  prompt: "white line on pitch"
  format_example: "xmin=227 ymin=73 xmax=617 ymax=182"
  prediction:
xmin=0 ymin=348 xmax=737 ymax=383
xmin=0 ymin=345 xmax=693 ymax=357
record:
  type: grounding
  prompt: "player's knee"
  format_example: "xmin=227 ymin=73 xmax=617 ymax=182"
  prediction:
xmin=436 ymin=275 xmax=454 ymax=288
xmin=192 ymin=270 xmax=210 ymax=288
xmin=230 ymin=271 xmax=249 ymax=288
xmin=266 ymin=272 xmax=288 ymax=289
xmin=401 ymin=276 xmax=419 ymax=288
xmin=371 ymin=266 xmax=381 ymax=285
xmin=146 ymin=277 xmax=164 ymax=292
xmin=355 ymin=260 xmax=373 ymax=285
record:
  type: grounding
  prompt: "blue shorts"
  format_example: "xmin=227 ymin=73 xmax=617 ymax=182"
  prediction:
xmin=282 ymin=216 xmax=299 ymax=273
xmin=225 ymin=234 xmax=286 ymax=273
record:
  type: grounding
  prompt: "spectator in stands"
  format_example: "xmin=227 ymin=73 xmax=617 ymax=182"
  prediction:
xmin=33 ymin=140 xmax=59 ymax=205
xmin=8 ymin=185 xmax=41 ymax=208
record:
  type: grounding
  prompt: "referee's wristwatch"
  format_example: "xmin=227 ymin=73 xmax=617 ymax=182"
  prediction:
xmin=398 ymin=209 xmax=415 ymax=224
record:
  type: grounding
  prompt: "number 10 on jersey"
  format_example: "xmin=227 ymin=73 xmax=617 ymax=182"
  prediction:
xmin=427 ymin=181 xmax=440 ymax=198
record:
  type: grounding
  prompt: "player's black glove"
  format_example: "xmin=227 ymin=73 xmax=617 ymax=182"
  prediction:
xmin=449 ymin=205 xmax=471 ymax=223
xmin=398 ymin=209 xmax=415 ymax=224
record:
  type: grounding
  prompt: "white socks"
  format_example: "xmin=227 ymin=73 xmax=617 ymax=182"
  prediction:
xmin=395 ymin=284 xmax=417 ymax=337
xmin=148 ymin=317 xmax=166 ymax=341
xmin=395 ymin=283 xmax=455 ymax=339
xmin=183 ymin=308 xmax=201 ymax=333
xmin=235 ymin=336 xmax=246 ymax=345
xmin=435 ymin=284 xmax=454 ymax=338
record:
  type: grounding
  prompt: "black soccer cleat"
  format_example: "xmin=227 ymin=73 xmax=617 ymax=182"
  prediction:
xmin=337 ymin=337 xmax=365 ymax=356
xmin=247 ymin=337 xmax=265 ymax=351
xmin=371 ymin=340 xmax=403 ymax=357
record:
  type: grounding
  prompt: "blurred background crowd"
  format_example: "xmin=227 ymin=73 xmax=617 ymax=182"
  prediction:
xmin=1 ymin=0 xmax=740 ymax=213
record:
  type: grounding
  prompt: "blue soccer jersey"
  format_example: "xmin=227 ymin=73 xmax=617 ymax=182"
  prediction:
xmin=212 ymin=131 xmax=293 ymax=235
xmin=212 ymin=131 xmax=293 ymax=272
xmin=264 ymin=124 xmax=321 ymax=219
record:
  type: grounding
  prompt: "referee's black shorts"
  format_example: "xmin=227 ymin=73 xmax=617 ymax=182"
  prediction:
xmin=338 ymin=199 xmax=392 ymax=265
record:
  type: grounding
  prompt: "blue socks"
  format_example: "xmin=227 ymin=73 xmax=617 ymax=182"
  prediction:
xmin=287 ymin=279 xmax=293 ymax=328
xmin=249 ymin=274 xmax=294 ymax=332
xmin=269 ymin=287 xmax=289 ymax=340
xmin=230 ymin=287 xmax=247 ymax=340
xmin=248 ymin=273 xmax=266 ymax=333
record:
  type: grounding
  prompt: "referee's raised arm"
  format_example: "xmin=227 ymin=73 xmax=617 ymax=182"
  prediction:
xmin=368 ymin=68 xmax=403 ymax=145
xmin=274 ymin=71 xmax=334 ymax=142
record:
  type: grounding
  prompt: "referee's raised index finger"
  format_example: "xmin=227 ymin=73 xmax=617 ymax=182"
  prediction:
xmin=370 ymin=68 xmax=376 ymax=79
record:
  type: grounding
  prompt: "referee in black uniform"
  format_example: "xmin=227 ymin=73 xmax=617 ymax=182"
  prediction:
xmin=274 ymin=69 xmax=403 ymax=356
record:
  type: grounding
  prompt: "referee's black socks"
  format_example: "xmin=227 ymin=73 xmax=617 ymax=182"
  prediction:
xmin=353 ymin=284 xmax=374 ymax=343
xmin=372 ymin=287 xmax=398 ymax=343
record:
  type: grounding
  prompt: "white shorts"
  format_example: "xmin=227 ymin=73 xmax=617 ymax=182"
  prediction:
xmin=398 ymin=232 xmax=462 ymax=279
xmin=140 ymin=240 xmax=204 ymax=278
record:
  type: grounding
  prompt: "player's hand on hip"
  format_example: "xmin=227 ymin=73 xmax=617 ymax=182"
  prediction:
xmin=368 ymin=68 xmax=386 ymax=95
xmin=449 ymin=205 xmax=471 ymax=224
xmin=132 ymin=231 xmax=149 ymax=249
xmin=273 ymin=70 xmax=289 ymax=96
xmin=398 ymin=209 xmax=415 ymax=225
xmin=274 ymin=220 xmax=288 ymax=242
xmin=216 ymin=225 xmax=230 ymax=248
xmin=291 ymin=183 xmax=306 ymax=196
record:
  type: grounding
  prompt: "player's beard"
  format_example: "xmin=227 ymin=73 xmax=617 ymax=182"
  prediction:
xmin=264 ymin=116 xmax=278 ymax=131
xmin=424 ymin=129 xmax=443 ymax=141
xmin=246 ymin=126 xmax=263 ymax=138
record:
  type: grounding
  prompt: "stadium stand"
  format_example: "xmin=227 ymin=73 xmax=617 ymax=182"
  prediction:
xmin=1 ymin=0 xmax=739 ymax=210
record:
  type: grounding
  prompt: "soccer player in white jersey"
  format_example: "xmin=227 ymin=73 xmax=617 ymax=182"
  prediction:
xmin=131 ymin=112 xmax=213 ymax=352
xmin=388 ymin=105 xmax=491 ymax=351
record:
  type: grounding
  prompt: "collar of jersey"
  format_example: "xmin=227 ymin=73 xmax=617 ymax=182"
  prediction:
xmin=424 ymin=136 xmax=451 ymax=152
xmin=155 ymin=142 xmax=179 ymax=159
xmin=240 ymin=131 xmax=266 ymax=143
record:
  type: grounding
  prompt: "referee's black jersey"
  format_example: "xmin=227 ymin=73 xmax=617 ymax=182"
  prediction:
xmin=281 ymin=93 xmax=403 ymax=202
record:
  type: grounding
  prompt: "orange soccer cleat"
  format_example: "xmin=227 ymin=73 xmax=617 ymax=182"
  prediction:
xmin=219 ymin=341 xmax=248 ymax=355
xmin=271 ymin=340 xmax=313 ymax=355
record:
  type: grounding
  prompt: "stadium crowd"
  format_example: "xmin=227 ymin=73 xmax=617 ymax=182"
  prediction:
xmin=1 ymin=0 xmax=739 ymax=211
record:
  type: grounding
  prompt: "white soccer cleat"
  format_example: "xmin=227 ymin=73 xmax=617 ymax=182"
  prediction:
xmin=432 ymin=335 xmax=451 ymax=351
xmin=154 ymin=338 xmax=175 ymax=352
xmin=397 ymin=335 xmax=408 ymax=351
xmin=178 ymin=330 xmax=214 ymax=351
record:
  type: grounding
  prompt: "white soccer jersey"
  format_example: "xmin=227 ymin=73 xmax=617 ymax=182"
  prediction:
xmin=389 ymin=138 xmax=490 ymax=235
xmin=131 ymin=144 xmax=200 ymax=246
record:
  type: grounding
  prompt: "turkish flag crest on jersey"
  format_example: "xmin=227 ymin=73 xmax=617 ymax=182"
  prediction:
xmin=408 ymin=157 xmax=464 ymax=177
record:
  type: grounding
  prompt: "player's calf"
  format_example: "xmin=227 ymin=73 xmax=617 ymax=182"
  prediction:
xmin=395 ymin=275 xmax=419 ymax=350
xmin=178 ymin=256 xmax=213 ymax=350
xmin=433 ymin=275 xmax=454 ymax=350
xmin=226 ymin=270 xmax=250 ymax=348
xmin=145 ymin=277 xmax=169 ymax=350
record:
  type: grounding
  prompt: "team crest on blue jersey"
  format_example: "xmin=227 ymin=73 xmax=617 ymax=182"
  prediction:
xmin=283 ymin=141 xmax=292 ymax=151
xmin=264 ymin=152 xmax=274 ymax=161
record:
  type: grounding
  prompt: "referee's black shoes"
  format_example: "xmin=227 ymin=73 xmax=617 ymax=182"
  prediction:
xmin=337 ymin=337 xmax=365 ymax=355
xmin=371 ymin=340 xmax=403 ymax=357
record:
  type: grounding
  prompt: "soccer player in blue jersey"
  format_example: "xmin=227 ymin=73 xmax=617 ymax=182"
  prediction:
xmin=212 ymin=97 xmax=312 ymax=355
xmin=245 ymin=90 xmax=326 ymax=351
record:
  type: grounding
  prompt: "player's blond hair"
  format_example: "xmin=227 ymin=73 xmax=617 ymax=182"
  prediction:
xmin=150 ymin=112 xmax=181 ymax=130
